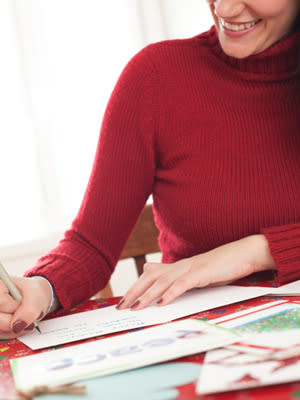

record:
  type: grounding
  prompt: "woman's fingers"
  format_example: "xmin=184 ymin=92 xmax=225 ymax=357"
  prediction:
xmin=0 ymin=281 xmax=19 ymax=313
xmin=0 ymin=312 xmax=33 ymax=339
xmin=117 ymin=237 xmax=264 ymax=312
xmin=0 ymin=312 xmax=13 ymax=333
xmin=117 ymin=263 xmax=178 ymax=310
xmin=0 ymin=293 xmax=19 ymax=314
xmin=128 ymin=274 xmax=175 ymax=310
xmin=0 ymin=307 xmax=42 ymax=339
xmin=0 ymin=276 xmax=53 ymax=337
xmin=10 ymin=280 xmax=45 ymax=334
xmin=0 ymin=332 xmax=18 ymax=340
xmin=118 ymin=261 xmax=194 ymax=311
xmin=117 ymin=263 xmax=160 ymax=309
xmin=156 ymin=272 xmax=196 ymax=306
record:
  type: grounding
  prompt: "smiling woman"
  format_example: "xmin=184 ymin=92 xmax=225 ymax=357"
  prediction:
xmin=0 ymin=0 xmax=300 ymax=339
xmin=208 ymin=0 xmax=300 ymax=58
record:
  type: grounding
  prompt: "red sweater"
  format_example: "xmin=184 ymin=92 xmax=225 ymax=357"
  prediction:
xmin=26 ymin=26 xmax=300 ymax=311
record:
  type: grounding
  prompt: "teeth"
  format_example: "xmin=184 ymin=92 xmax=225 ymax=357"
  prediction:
xmin=220 ymin=19 xmax=258 ymax=31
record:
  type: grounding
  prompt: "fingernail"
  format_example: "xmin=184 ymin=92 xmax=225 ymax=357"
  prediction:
xmin=37 ymin=311 xmax=44 ymax=320
xmin=130 ymin=300 xmax=140 ymax=310
xmin=12 ymin=320 xmax=27 ymax=334
xmin=157 ymin=298 xmax=163 ymax=305
xmin=24 ymin=323 xmax=35 ymax=331
xmin=116 ymin=298 xmax=124 ymax=309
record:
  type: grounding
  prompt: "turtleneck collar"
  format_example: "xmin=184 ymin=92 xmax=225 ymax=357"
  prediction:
xmin=206 ymin=24 xmax=300 ymax=81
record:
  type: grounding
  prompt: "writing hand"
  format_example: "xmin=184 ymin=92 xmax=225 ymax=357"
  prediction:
xmin=0 ymin=276 xmax=53 ymax=339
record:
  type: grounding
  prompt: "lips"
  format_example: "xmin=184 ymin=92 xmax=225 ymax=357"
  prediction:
xmin=220 ymin=18 xmax=262 ymax=32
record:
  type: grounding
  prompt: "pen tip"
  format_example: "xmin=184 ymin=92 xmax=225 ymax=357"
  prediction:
xmin=35 ymin=325 xmax=42 ymax=334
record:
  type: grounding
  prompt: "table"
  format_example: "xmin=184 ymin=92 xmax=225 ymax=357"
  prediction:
xmin=2 ymin=290 xmax=300 ymax=399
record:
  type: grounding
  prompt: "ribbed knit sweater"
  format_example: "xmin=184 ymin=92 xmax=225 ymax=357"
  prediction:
xmin=26 ymin=26 xmax=300 ymax=311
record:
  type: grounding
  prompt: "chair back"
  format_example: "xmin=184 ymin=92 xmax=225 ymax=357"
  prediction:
xmin=120 ymin=204 xmax=160 ymax=275
xmin=98 ymin=204 xmax=160 ymax=298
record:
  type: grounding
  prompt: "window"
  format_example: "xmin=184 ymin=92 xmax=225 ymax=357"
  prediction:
xmin=1 ymin=0 xmax=212 ymax=258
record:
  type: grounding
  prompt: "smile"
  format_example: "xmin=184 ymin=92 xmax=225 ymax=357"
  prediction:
xmin=220 ymin=18 xmax=261 ymax=32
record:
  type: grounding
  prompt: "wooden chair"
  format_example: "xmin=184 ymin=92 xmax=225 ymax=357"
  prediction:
xmin=98 ymin=204 xmax=160 ymax=298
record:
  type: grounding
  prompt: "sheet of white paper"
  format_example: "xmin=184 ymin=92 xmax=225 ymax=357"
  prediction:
xmin=227 ymin=330 xmax=300 ymax=355
xmin=197 ymin=334 xmax=300 ymax=395
xmin=267 ymin=279 xmax=300 ymax=296
xmin=19 ymin=285 xmax=267 ymax=350
xmin=11 ymin=319 xmax=240 ymax=392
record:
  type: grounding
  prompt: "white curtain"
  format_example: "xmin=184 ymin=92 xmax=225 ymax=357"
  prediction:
xmin=0 ymin=0 xmax=212 ymax=270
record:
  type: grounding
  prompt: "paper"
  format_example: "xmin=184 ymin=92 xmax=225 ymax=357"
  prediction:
xmin=19 ymin=285 xmax=267 ymax=350
xmin=268 ymin=279 xmax=300 ymax=296
xmin=196 ymin=331 xmax=300 ymax=395
xmin=226 ymin=330 xmax=300 ymax=357
xmin=11 ymin=319 xmax=240 ymax=392
xmin=19 ymin=278 xmax=300 ymax=350
xmin=196 ymin=300 xmax=300 ymax=395
xmin=211 ymin=299 xmax=300 ymax=357
xmin=212 ymin=299 xmax=300 ymax=333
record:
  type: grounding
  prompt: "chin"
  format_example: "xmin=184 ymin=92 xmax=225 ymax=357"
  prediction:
xmin=225 ymin=51 xmax=252 ymax=59
xmin=220 ymin=43 xmax=254 ymax=59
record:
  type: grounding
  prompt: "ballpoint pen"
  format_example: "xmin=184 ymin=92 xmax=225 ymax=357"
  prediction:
xmin=0 ymin=261 xmax=41 ymax=334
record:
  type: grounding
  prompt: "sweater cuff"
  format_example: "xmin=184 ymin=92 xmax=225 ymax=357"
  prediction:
xmin=261 ymin=222 xmax=300 ymax=286
xmin=24 ymin=252 xmax=111 ymax=312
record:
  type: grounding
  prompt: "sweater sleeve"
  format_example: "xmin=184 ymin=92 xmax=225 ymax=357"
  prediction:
xmin=261 ymin=222 xmax=300 ymax=285
xmin=24 ymin=46 xmax=159 ymax=311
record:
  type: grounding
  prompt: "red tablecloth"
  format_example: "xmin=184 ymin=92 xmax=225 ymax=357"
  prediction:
xmin=2 ymin=291 xmax=300 ymax=399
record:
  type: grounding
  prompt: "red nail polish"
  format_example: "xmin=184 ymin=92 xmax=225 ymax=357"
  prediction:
xmin=24 ymin=323 xmax=35 ymax=331
xmin=116 ymin=298 xmax=124 ymax=309
xmin=130 ymin=300 xmax=140 ymax=309
xmin=12 ymin=320 xmax=27 ymax=334
xmin=37 ymin=311 xmax=44 ymax=320
xmin=157 ymin=298 xmax=163 ymax=305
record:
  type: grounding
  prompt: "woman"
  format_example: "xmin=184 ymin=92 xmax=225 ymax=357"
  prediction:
xmin=1 ymin=0 xmax=300 ymax=337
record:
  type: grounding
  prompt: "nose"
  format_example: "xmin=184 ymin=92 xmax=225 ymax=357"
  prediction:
xmin=213 ymin=0 xmax=246 ymax=19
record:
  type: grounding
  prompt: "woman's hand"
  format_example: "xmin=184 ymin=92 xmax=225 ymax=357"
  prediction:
xmin=0 ymin=276 xmax=53 ymax=339
xmin=117 ymin=234 xmax=276 ymax=311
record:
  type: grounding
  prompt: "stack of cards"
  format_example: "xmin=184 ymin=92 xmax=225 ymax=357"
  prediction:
xmin=197 ymin=300 xmax=300 ymax=394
